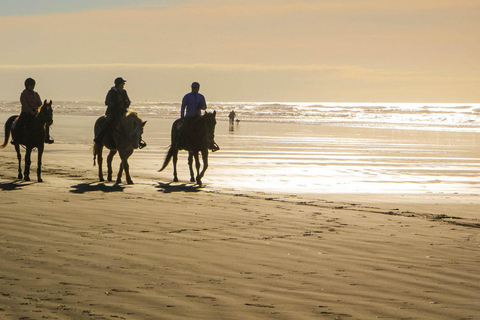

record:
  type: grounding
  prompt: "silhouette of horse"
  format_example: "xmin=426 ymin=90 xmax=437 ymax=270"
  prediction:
xmin=93 ymin=111 xmax=146 ymax=185
xmin=158 ymin=111 xmax=217 ymax=185
xmin=0 ymin=100 xmax=53 ymax=182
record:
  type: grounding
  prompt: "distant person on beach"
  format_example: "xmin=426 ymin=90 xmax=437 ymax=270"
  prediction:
xmin=178 ymin=82 xmax=219 ymax=152
xmin=94 ymin=77 xmax=131 ymax=144
xmin=228 ymin=110 xmax=236 ymax=124
xmin=12 ymin=78 xmax=54 ymax=145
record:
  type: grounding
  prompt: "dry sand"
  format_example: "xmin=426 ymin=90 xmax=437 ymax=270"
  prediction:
xmin=1 ymin=115 xmax=480 ymax=319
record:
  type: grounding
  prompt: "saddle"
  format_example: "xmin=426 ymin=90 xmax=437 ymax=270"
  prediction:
xmin=11 ymin=118 xmax=32 ymax=145
xmin=176 ymin=118 xmax=202 ymax=149
xmin=175 ymin=118 xmax=219 ymax=152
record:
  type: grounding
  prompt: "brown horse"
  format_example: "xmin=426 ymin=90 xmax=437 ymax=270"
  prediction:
xmin=0 ymin=100 xmax=53 ymax=182
xmin=158 ymin=111 xmax=217 ymax=185
xmin=93 ymin=111 xmax=146 ymax=185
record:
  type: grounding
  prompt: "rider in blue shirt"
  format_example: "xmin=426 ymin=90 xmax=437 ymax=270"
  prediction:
xmin=181 ymin=82 xmax=206 ymax=120
xmin=178 ymin=82 xmax=219 ymax=152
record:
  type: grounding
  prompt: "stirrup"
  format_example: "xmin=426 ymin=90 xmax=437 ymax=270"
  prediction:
xmin=45 ymin=137 xmax=54 ymax=144
xmin=139 ymin=139 xmax=147 ymax=149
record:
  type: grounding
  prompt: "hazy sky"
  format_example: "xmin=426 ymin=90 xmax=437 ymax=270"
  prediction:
xmin=0 ymin=0 xmax=478 ymax=102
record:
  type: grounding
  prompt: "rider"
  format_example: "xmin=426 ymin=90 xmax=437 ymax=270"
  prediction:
xmin=12 ymin=78 xmax=54 ymax=145
xmin=178 ymin=82 xmax=219 ymax=152
xmin=94 ymin=77 xmax=132 ymax=144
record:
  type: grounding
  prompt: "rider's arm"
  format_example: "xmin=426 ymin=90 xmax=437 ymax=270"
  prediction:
xmin=180 ymin=94 xmax=187 ymax=119
xmin=105 ymin=89 xmax=115 ymax=107
xmin=199 ymin=95 xmax=207 ymax=111
xmin=20 ymin=90 xmax=41 ymax=115
xmin=124 ymin=90 xmax=131 ymax=109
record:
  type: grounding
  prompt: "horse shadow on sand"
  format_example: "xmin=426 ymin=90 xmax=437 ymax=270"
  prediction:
xmin=70 ymin=182 xmax=126 ymax=194
xmin=156 ymin=182 xmax=203 ymax=194
xmin=0 ymin=180 xmax=35 ymax=191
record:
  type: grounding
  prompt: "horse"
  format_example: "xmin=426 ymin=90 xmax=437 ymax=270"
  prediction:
xmin=158 ymin=111 xmax=217 ymax=185
xmin=0 ymin=100 xmax=54 ymax=182
xmin=93 ymin=111 xmax=146 ymax=185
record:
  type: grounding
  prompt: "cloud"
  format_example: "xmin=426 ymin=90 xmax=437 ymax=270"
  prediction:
xmin=0 ymin=62 xmax=420 ymax=80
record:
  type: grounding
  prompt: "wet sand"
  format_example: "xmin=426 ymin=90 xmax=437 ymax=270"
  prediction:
xmin=0 ymin=113 xmax=479 ymax=319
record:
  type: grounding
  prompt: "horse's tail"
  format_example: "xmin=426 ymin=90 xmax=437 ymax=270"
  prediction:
xmin=0 ymin=116 xmax=17 ymax=149
xmin=158 ymin=146 xmax=175 ymax=172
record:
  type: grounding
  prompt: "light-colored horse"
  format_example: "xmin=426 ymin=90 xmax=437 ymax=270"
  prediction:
xmin=0 ymin=100 xmax=53 ymax=182
xmin=93 ymin=111 xmax=146 ymax=184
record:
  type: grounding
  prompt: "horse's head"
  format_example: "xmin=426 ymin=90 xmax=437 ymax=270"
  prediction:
xmin=202 ymin=111 xmax=217 ymax=144
xmin=122 ymin=111 xmax=147 ymax=149
xmin=38 ymin=100 xmax=53 ymax=127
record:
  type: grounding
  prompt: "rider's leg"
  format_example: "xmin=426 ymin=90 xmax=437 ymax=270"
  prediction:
xmin=11 ymin=112 xmax=30 ymax=144
xmin=45 ymin=125 xmax=54 ymax=144
xmin=94 ymin=115 xmax=115 ymax=144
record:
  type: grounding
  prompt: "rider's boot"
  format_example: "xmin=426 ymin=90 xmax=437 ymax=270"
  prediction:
xmin=45 ymin=127 xmax=54 ymax=144
xmin=209 ymin=140 xmax=220 ymax=152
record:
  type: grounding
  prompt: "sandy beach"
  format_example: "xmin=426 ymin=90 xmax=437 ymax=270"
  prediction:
xmin=1 ymin=112 xmax=480 ymax=319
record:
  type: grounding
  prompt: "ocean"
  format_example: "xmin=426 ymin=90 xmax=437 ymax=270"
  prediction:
xmin=1 ymin=101 xmax=479 ymax=196
xmin=2 ymin=101 xmax=480 ymax=132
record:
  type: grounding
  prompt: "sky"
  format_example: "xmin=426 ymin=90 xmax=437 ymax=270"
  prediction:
xmin=0 ymin=0 xmax=479 ymax=102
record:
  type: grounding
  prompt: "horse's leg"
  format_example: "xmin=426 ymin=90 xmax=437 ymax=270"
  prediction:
xmin=117 ymin=149 xmax=133 ymax=185
xmin=96 ymin=144 xmax=104 ymax=181
xmin=24 ymin=147 xmax=32 ymax=181
xmin=124 ymin=149 xmax=134 ymax=185
xmin=188 ymin=152 xmax=195 ymax=183
xmin=197 ymin=149 xmax=209 ymax=185
xmin=116 ymin=161 xmax=123 ymax=184
xmin=37 ymin=144 xmax=44 ymax=182
xmin=193 ymin=152 xmax=201 ymax=185
xmin=14 ymin=144 xmax=23 ymax=180
xmin=107 ymin=149 xmax=117 ymax=182
xmin=172 ymin=149 xmax=179 ymax=182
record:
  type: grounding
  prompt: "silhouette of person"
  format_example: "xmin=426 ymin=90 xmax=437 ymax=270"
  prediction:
xmin=94 ymin=77 xmax=131 ymax=144
xmin=228 ymin=110 xmax=236 ymax=124
xmin=12 ymin=78 xmax=54 ymax=144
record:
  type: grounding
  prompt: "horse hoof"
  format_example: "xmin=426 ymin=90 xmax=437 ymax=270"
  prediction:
xmin=127 ymin=181 xmax=134 ymax=185
xmin=24 ymin=177 xmax=30 ymax=181
xmin=173 ymin=178 xmax=179 ymax=182
xmin=18 ymin=174 xmax=23 ymax=180
xmin=38 ymin=178 xmax=43 ymax=183
xmin=190 ymin=178 xmax=195 ymax=183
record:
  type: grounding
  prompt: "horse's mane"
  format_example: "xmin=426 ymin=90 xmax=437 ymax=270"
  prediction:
xmin=37 ymin=100 xmax=52 ymax=112
xmin=121 ymin=111 xmax=143 ymax=133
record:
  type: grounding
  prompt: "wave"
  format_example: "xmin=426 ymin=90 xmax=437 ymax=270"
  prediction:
xmin=1 ymin=101 xmax=479 ymax=132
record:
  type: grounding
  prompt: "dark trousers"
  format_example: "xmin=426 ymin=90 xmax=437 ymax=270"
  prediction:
xmin=95 ymin=114 xmax=119 ymax=142
xmin=13 ymin=112 xmax=34 ymax=139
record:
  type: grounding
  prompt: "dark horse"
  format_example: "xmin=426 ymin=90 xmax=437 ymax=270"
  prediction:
xmin=158 ymin=111 xmax=217 ymax=185
xmin=93 ymin=111 xmax=146 ymax=185
xmin=0 ymin=100 xmax=54 ymax=182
